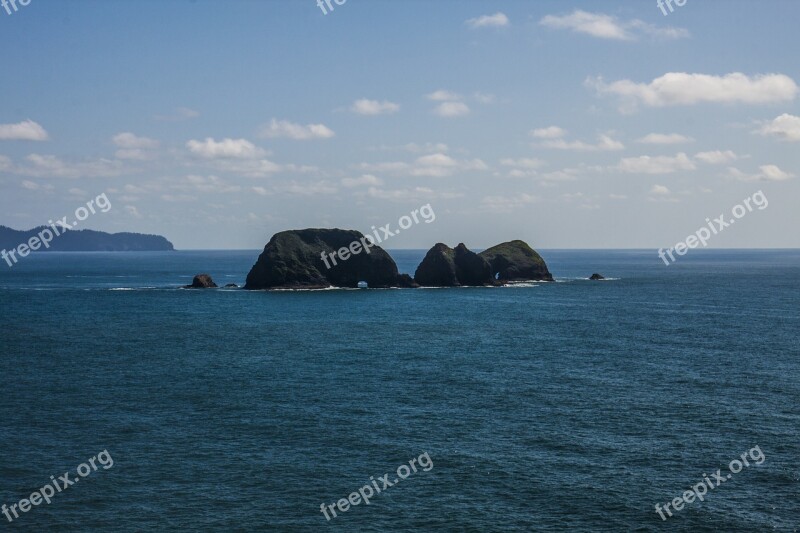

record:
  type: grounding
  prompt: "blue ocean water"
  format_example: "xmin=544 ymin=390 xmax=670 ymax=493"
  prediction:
xmin=0 ymin=249 xmax=798 ymax=532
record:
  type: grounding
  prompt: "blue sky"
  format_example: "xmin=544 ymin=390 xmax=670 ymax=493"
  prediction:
xmin=1 ymin=0 xmax=798 ymax=249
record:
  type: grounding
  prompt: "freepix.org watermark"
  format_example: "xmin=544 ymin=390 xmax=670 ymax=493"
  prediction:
xmin=1 ymin=192 xmax=112 ymax=268
xmin=320 ymin=452 xmax=433 ymax=521
xmin=2 ymin=450 xmax=114 ymax=524
xmin=657 ymin=0 xmax=687 ymax=16
xmin=654 ymin=445 xmax=765 ymax=521
xmin=658 ymin=190 xmax=768 ymax=266
xmin=320 ymin=204 xmax=436 ymax=270
xmin=1 ymin=0 xmax=31 ymax=16
xmin=316 ymin=0 xmax=346 ymax=15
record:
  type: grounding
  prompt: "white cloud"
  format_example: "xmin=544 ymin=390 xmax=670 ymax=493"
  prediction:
xmin=541 ymin=134 xmax=624 ymax=152
xmin=466 ymin=12 xmax=509 ymax=29
xmin=616 ymin=152 xmax=696 ymax=174
xmin=540 ymin=10 xmax=688 ymax=41
xmin=0 ymin=120 xmax=49 ymax=141
xmin=636 ymin=133 xmax=693 ymax=145
xmin=360 ymin=153 xmax=487 ymax=178
xmin=426 ymin=89 xmax=462 ymax=101
xmin=650 ymin=184 xmax=671 ymax=196
xmin=186 ymin=137 xmax=266 ymax=159
xmin=113 ymin=132 xmax=160 ymax=160
xmin=341 ymin=174 xmax=383 ymax=188
xmin=113 ymin=132 xmax=159 ymax=149
xmin=366 ymin=186 xmax=462 ymax=202
xmin=531 ymin=126 xmax=567 ymax=139
xmin=260 ymin=119 xmax=335 ymax=140
xmin=474 ymin=92 xmax=496 ymax=104
xmin=729 ymin=165 xmax=794 ymax=182
xmin=277 ymin=181 xmax=337 ymax=195
xmin=21 ymin=180 xmax=42 ymax=190
xmin=124 ymin=205 xmax=142 ymax=218
xmin=252 ymin=186 xmax=270 ymax=196
xmin=755 ymin=113 xmax=800 ymax=141
xmin=481 ymin=193 xmax=539 ymax=212
xmin=20 ymin=154 xmax=126 ymax=178
xmin=433 ymin=101 xmax=470 ymax=117
xmin=0 ymin=155 xmax=11 ymax=171
xmin=181 ymin=175 xmax=241 ymax=193
xmin=695 ymin=150 xmax=738 ymax=164
xmin=351 ymin=99 xmax=400 ymax=115
xmin=589 ymin=73 xmax=799 ymax=112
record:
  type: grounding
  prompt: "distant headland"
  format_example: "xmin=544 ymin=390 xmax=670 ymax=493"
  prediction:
xmin=0 ymin=225 xmax=174 ymax=252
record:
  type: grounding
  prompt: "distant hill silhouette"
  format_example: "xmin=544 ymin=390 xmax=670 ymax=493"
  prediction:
xmin=0 ymin=225 xmax=174 ymax=252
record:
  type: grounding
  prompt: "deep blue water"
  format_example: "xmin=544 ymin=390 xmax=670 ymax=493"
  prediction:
xmin=1 ymin=249 xmax=798 ymax=532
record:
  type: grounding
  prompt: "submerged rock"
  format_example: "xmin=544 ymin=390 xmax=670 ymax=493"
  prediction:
xmin=589 ymin=273 xmax=605 ymax=280
xmin=245 ymin=228 xmax=401 ymax=290
xmin=186 ymin=274 xmax=217 ymax=289
xmin=414 ymin=243 xmax=494 ymax=287
xmin=479 ymin=240 xmax=553 ymax=282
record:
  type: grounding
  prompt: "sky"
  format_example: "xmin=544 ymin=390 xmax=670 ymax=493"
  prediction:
xmin=1 ymin=0 xmax=798 ymax=250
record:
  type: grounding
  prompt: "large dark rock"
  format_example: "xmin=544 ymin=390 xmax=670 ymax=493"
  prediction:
xmin=589 ymin=273 xmax=605 ymax=280
xmin=414 ymin=243 xmax=458 ymax=287
xmin=454 ymin=243 xmax=493 ymax=286
xmin=186 ymin=274 xmax=217 ymax=289
xmin=414 ymin=243 xmax=493 ymax=287
xmin=245 ymin=229 xmax=400 ymax=289
xmin=479 ymin=240 xmax=554 ymax=282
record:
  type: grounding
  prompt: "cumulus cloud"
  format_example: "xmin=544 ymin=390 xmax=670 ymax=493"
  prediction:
xmin=351 ymin=99 xmax=400 ymax=115
xmin=540 ymin=134 xmax=624 ymax=152
xmin=481 ymin=193 xmax=539 ymax=212
xmin=359 ymin=153 xmax=487 ymax=178
xmin=19 ymin=154 xmax=125 ymax=178
xmin=341 ymin=174 xmax=383 ymax=188
xmin=616 ymin=152 xmax=696 ymax=174
xmin=433 ymin=101 xmax=470 ymax=117
xmin=0 ymin=120 xmax=49 ymax=141
xmin=540 ymin=10 xmax=688 ymax=41
xmin=650 ymin=184 xmax=671 ymax=195
xmin=260 ymin=119 xmax=335 ymax=140
xmin=530 ymin=126 xmax=567 ymax=139
xmin=729 ymin=165 xmax=794 ymax=182
xmin=755 ymin=113 xmax=800 ymax=141
xmin=636 ymin=133 xmax=693 ymax=145
xmin=113 ymin=132 xmax=160 ymax=160
xmin=186 ymin=138 xmax=266 ymax=159
xmin=589 ymin=72 xmax=799 ymax=112
xmin=466 ymin=12 xmax=509 ymax=29
xmin=695 ymin=150 xmax=738 ymax=164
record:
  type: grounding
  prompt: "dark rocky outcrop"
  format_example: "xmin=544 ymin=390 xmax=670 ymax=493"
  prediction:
xmin=396 ymin=274 xmax=420 ymax=288
xmin=589 ymin=273 xmax=605 ymax=280
xmin=186 ymin=274 xmax=217 ymax=289
xmin=479 ymin=240 xmax=553 ymax=282
xmin=414 ymin=243 xmax=458 ymax=287
xmin=454 ymin=243 xmax=493 ymax=286
xmin=224 ymin=283 xmax=239 ymax=288
xmin=414 ymin=243 xmax=494 ymax=287
xmin=245 ymin=229 xmax=401 ymax=290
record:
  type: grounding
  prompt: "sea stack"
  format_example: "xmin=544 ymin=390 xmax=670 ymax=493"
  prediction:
xmin=414 ymin=243 xmax=494 ymax=287
xmin=479 ymin=240 xmax=554 ymax=282
xmin=245 ymin=228 xmax=402 ymax=289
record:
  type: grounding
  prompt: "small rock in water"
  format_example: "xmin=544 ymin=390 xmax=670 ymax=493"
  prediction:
xmin=185 ymin=274 xmax=218 ymax=289
xmin=589 ymin=273 xmax=605 ymax=280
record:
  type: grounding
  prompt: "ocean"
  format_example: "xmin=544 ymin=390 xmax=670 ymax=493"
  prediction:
xmin=0 ymin=249 xmax=798 ymax=531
